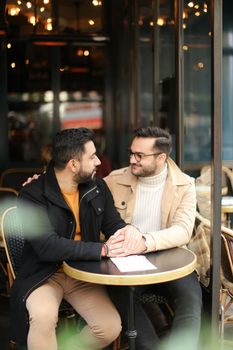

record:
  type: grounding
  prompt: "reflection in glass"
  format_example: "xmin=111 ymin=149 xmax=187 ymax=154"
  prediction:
xmin=183 ymin=1 xmax=211 ymax=165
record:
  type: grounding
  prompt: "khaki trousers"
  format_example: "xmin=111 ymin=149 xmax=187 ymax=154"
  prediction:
xmin=26 ymin=271 xmax=121 ymax=350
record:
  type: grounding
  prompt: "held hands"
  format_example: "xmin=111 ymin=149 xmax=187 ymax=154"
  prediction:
xmin=105 ymin=225 xmax=147 ymax=257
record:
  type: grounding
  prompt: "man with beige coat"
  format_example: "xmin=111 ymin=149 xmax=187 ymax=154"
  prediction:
xmin=105 ymin=126 xmax=202 ymax=350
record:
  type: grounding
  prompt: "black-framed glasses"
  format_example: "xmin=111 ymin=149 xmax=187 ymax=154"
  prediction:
xmin=128 ymin=150 xmax=162 ymax=162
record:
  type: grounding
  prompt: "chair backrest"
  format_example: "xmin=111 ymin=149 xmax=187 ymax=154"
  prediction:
xmin=0 ymin=187 xmax=18 ymax=217
xmin=188 ymin=211 xmax=233 ymax=291
xmin=1 ymin=206 xmax=24 ymax=279
xmin=0 ymin=168 xmax=43 ymax=192
xmin=221 ymin=226 xmax=233 ymax=286
xmin=188 ymin=211 xmax=211 ymax=288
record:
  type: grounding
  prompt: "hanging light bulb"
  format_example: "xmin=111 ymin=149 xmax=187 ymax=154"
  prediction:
xmin=188 ymin=2 xmax=194 ymax=8
xmin=26 ymin=2 xmax=32 ymax=9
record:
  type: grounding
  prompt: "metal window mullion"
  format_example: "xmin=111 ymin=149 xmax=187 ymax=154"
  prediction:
xmin=174 ymin=0 xmax=184 ymax=169
xmin=210 ymin=0 xmax=222 ymax=337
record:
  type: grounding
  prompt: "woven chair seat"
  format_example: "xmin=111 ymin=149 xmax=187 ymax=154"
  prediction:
xmin=135 ymin=292 xmax=169 ymax=305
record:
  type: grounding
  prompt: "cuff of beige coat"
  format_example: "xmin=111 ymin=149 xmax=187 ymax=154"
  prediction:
xmin=142 ymin=233 xmax=156 ymax=253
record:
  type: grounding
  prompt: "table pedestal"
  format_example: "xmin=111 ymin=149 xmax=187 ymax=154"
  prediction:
xmin=125 ymin=286 xmax=137 ymax=350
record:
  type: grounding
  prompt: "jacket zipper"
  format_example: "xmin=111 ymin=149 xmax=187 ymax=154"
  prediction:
xmin=79 ymin=185 xmax=97 ymax=206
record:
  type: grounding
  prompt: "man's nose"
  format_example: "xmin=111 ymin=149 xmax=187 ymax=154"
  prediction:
xmin=96 ymin=156 xmax=101 ymax=166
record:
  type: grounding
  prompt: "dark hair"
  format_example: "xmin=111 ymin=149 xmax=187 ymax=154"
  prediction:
xmin=51 ymin=128 xmax=94 ymax=169
xmin=133 ymin=126 xmax=172 ymax=156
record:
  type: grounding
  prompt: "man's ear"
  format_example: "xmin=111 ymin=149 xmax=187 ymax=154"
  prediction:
xmin=67 ymin=159 xmax=80 ymax=172
xmin=158 ymin=153 xmax=167 ymax=163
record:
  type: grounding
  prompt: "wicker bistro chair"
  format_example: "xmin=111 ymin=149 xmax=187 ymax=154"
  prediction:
xmin=0 ymin=168 xmax=43 ymax=192
xmin=0 ymin=188 xmax=18 ymax=292
xmin=1 ymin=206 xmax=125 ymax=350
xmin=1 ymin=206 xmax=78 ymax=349
xmin=190 ymin=212 xmax=233 ymax=345
xmin=187 ymin=211 xmax=211 ymax=289
xmin=220 ymin=225 xmax=233 ymax=344
xmin=0 ymin=187 xmax=18 ymax=233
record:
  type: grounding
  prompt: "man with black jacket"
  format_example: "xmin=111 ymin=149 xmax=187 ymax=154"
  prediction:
xmin=11 ymin=128 xmax=140 ymax=350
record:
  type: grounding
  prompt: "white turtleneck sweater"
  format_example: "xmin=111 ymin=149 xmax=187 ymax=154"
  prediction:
xmin=132 ymin=164 xmax=168 ymax=233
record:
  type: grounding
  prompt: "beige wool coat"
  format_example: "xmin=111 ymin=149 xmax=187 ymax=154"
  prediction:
xmin=104 ymin=158 xmax=196 ymax=252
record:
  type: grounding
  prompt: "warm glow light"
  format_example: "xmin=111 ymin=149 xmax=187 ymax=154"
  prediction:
xmin=195 ymin=11 xmax=200 ymax=17
xmin=43 ymin=0 xmax=50 ymax=4
xmin=77 ymin=49 xmax=84 ymax=56
xmin=44 ymin=91 xmax=53 ymax=102
xmin=197 ymin=62 xmax=204 ymax=69
xmin=40 ymin=7 xmax=45 ymax=12
xmin=157 ymin=18 xmax=165 ymax=26
xmin=182 ymin=23 xmax=187 ymax=29
xmin=25 ymin=59 xmax=29 ymax=64
xmin=46 ymin=18 xmax=53 ymax=31
xmin=84 ymin=50 xmax=90 ymax=56
xmin=26 ymin=2 xmax=32 ymax=9
xmin=60 ymin=91 xmax=68 ymax=102
xmin=183 ymin=11 xmax=188 ymax=19
xmin=17 ymin=0 xmax=22 ymax=4
xmin=46 ymin=23 xmax=53 ymax=31
xmin=183 ymin=45 xmax=189 ymax=51
xmin=204 ymin=8 xmax=208 ymax=13
xmin=7 ymin=43 xmax=11 ymax=49
xmin=33 ymin=41 xmax=67 ymax=46
xmin=188 ymin=2 xmax=194 ymax=7
xmin=28 ymin=16 xmax=36 ymax=26
xmin=92 ymin=0 xmax=102 ymax=5
xmin=149 ymin=21 xmax=154 ymax=26
xmin=194 ymin=4 xmax=199 ymax=9
xmin=208 ymin=31 xmax=211 ymax=37
xmin=11 ymin=62 xmax=16 ymax=68
xmin=88 ymin=19 xmax=95 ymax=26
xmin=9 ymin=7 xmax=20 ymax=16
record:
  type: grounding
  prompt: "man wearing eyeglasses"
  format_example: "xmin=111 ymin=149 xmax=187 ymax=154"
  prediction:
xmin=105 ymin=126 xmax=202 ymax=350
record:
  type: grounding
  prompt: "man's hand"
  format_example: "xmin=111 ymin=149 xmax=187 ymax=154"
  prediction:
xmin=22 ymin=174 xmax=40 ymax=187
xmin=105 ymin=228 xmax=125 ymax=257
xmin=106 ymin=225 xmax=147 ymax=257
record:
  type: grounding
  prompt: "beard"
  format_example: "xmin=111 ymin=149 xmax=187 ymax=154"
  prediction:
xmin=130 ymin=163 xmax=157 ymax=177
xmin=73 ymin=168 xmax=97 ymax=184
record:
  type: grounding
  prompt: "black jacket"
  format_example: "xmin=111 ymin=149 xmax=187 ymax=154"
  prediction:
xmin=10 ymin=163 xmax=126 ymax=345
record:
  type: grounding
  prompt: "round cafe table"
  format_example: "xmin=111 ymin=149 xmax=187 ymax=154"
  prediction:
xmin=63 ymin=247 xmax=196 ymax=350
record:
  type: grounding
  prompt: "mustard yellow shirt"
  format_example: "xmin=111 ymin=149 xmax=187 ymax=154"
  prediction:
xmin=62 ymin=189 xmax=81 ymax=241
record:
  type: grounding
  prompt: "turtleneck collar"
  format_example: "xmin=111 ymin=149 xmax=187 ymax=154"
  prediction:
xmin=138 ymin=163 xmax=168 ymax=187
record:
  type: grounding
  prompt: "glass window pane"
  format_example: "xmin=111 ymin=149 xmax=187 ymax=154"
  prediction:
xmin=183 ymin=1 xmax=211 ymax=166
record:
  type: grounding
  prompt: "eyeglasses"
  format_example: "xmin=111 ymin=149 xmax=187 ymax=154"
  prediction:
xmin=128 ymin=150 xmax=162 ymax=162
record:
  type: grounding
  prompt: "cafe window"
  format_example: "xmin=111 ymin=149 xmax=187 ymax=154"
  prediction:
xmin=5 ymin=0 xmax=105 ymax=36
xmin=6 ymin=41 xmax=106 ymax=163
